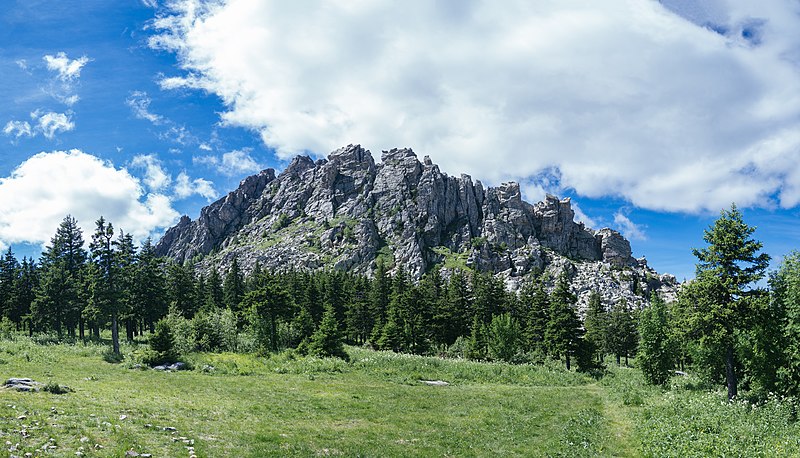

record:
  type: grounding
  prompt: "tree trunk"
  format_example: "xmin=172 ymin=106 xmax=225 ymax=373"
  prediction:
xmin=111 ymin=310 xmax=120 ymax=354
xmin=726 ymin=343 xmax=737 ymax=401
xmin=616 ymin=354 xmax=621 ymax=366
xmin=79 ymin=318 xmax=85 ymax=342
xmin=566 ymin=354 xmax=571 ymax=371
xmin=125 ymin=319 xmax=134 ymax=341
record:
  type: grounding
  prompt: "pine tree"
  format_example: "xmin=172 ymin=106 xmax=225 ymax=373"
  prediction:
xmin=0 ymin=248 xmax=19 ymax=324
xmin=583 ymin=291 xmax=608 ymax=363
xmin=31 ymin=215 xmax=86 ymax=338
xmin=89 ymin=217 xmax=120 ymax=354
xmin=638 ymin=293 xmax=674 ymax=385
xmin=133 ymin=238 xmax=167 ymax=333
xmin=545 ymin=270 xmax=583 ymax=370
xmin=520 ymin=275 xmax=549 ymax=356
xmin=244 ymin=279 xmax=294 ymax=352
xmin=204 ymin=268 xmax=225 ymax=311
xmin=607 ymin=298 xmax=637 ymax=366
xmin=687 ymin=204 xmax=770 ymax=400
xmin=223 ymin=258 xmax=245 ymax=323
xmin=308 ymin=305 xmax=349 ymax=360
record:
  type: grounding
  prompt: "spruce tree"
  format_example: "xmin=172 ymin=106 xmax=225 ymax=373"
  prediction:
xmin=607 ymin=298 xmax=637 ymax=366
xmin=583 ymin=291 xmax=608 ymax=362
xmin=223 ymin=258 xmax=245 ymax=322
xmin=520 ymin=275 xmax=550 ymax=356
xmin=308 ymin=305 xmax=349 ymax=360
xmin=545 ymin=270 xmax=583 ymax=370
xmin=638 ymin=293 xmax=674 ymax=385
xmin=687 ymin=204 xmax=770 ymax=400
xmin=89 ymin=217 xmax=120 ymax=353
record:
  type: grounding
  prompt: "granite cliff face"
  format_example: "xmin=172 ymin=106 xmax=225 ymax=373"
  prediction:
xmin=156 ymin=145 xmax=677 ymax=308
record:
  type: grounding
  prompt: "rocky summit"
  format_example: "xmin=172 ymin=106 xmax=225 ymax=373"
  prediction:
xmin=156 ymin=145 xmax=677 ymax=309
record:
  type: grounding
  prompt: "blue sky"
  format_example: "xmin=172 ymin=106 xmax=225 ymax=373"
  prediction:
xmin=1 ymin=0 xmax=799 ymax=282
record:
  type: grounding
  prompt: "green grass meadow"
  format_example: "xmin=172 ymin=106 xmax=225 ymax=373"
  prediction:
xmin=1 ymin=338 xmax=799 ymax=457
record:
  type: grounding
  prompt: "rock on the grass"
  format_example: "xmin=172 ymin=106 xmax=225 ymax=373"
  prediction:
xmin=168 ymin=362 xmax=187 ymax=371
xmin=4 ymin=378 xmax=42 ymax=392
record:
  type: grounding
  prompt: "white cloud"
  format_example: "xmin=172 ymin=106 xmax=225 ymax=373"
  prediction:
xmin=194 ymin=149 xmax=263 ymax=176
xmin=15 ymin=59 xmax=27 ymax=71
xmin=174 ymin=172 xmax=218 ymax=201
xmin=4 ymin=111 xmax=75 ymax=141
xmin=33 ymin=111 xmax=74 ymax=139
xmin=142 ymin=0 xmax=158 ymax=8
xmin=0 ymin=150 xmax=179 ymax=248
xmin=126 ymin=91 xmax=164 ymax=124
xmin=572 ymin=202 xmax=601 ymax=229
xmin=3 ymin=121 xmax=33 ymax=139
xmin=130 ymin=154 xmax=171 ymax=191
xmin=614 ymin=212 xmax=647 ymax=241
xmin=43 ymin=52 xmax=90 ymax=81
xmin=150 ymin=0 xmax=800 ymax=213
xmin=159 ymin=125 xmax=196 ymax=145
xmin=59 ymin=94 xmax=80 ymax=106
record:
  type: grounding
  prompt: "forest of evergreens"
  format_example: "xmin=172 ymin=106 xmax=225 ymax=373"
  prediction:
xmin=2 ymin=205 xmax=800 ymax=401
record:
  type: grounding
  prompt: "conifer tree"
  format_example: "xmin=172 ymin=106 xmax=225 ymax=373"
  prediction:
xmin=545 ymin=270 xmax=583 ymax=370
xmin=607 ymin=298 xmax=637 ymax=366
xmin=583 ymin=291 xmax=608 ymax=362
xmin=686 ymin=204 xmax=770 ymax=400
xmin=32 ymin=215 xmax=86 ymax=338
xmin=520 ymin=274 xmax=549 ymax=356
xmin=308 ymin=304 xmax=349 ymax=360
xmin=638 ymin=292 xmax=674 ymax=385
xmin=223 ymin=258 xmax=245 ymax=322
xmin=133 ymin=238 xmax=167 ymax=333
xmin=89 ymin=217 xmax=120 ymax=353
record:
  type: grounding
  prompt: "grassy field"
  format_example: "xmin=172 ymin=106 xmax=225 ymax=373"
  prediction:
xmin=1 ymin=338 xmax=799 ymax=457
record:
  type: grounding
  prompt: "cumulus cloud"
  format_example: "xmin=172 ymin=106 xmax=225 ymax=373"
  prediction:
xmin=3 ymin=111 xmax=75 ymax=140
xmin=150 ymin=0 xmax=800 ymax=213
xmin=572 ymin=202 xmax=601 ymax=229
xmin=43 ymin=52 xmax=90 ymax=81
xmin=0 ymin=150 xmax=179 ymax=248
xmin=142 ymin=0 xmax=158 ymax=8
xmin=194 ymin=149 xmax=263 ymax=176
xmin=614 ymin=212 xmax=647 ymax=241
xmin=126 ymin=91 xmax=164 ymax=124
xmin=33 ymin=111 xmax=74 ymax=139
xmin=3 ymin=121 xmax=33 ymax=139
xmin=174 ymin=172 xmax=217 ymax=201
xmin=130 ymin=154 xmax=171 ymax=191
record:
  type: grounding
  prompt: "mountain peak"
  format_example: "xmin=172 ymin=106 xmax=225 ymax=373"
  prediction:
xmin=156 ymin=145 xmax=676 ymax=308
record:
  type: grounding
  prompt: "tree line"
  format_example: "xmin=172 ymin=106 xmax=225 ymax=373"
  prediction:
xmin=4 ymin=206 xmax=800 ymax=401
xmin=0 ymin=215 xmax=640 ymax=371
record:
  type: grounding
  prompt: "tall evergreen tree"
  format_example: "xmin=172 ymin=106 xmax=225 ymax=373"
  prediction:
xmin=638 ymin=293 xmax=674 ymax=385
xmin=244 ymin=278 xmax=294 ymax=352
xmin=204 ymin=268 xmax=225 ymax=311
xmin=583 ymin=291 xmax=608 ymax=362
xmin=687 ymin=204 xmax=770 ymax=400
xmin=223 ymin=258 xmax=245 ymax=322
xmin=31 ymin=215 xmax=86 ymax=337
xmin=0 ymin=248 xmax=20 ymax=324
xmin=89 ymin=217 xmax=120 ymax=353
xmin=545 ymin=271 xmax=583 ymax=370
xmin=114 ymin=231 xmax=137 ymax=340
xmin=520 ymin=274 xmax=550 ymax=356
xmin=167 ymin=262 xmax=199 ymax=318
xmin=133 ymin=238 xmax=168 ymax=333
xmin=607 ymin=298 xmax=637 ymax=366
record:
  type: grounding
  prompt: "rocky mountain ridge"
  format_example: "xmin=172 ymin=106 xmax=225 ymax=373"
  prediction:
xmin=156 ymin=145 xmax=677 ymax=309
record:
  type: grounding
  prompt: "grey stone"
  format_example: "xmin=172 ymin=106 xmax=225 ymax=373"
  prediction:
xmin=155 ymin=145 xmax=678 ymax=309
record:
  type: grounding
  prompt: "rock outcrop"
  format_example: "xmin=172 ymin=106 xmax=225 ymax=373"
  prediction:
xmin=156 ymin=145 xmax=677 ymax=309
